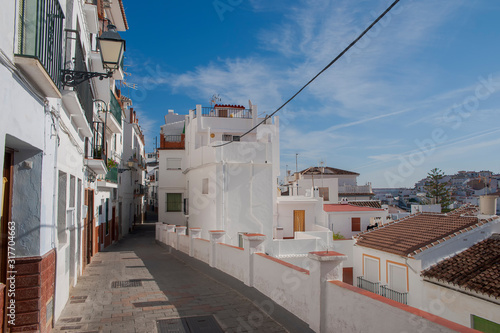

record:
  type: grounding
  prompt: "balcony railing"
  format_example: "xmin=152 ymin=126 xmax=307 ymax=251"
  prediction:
xmin=339 ymin=184 xmax=373 ymax=194
xmin=357 ymin=276 xmax=380 ymax=294
xmin=65 ymin=30 xmax=94 ymax=125
xmin=109 ymin=90 xmax=122 ymax=127
xmin=105 ymin=166 xmax=118 ymax=183
xmin=85 ymin=121 xmax=106 ymax=163
xmin=201 ymin=107 xmax=252 ymax=119
xmin=16 ymin=0 xmax=65 ymax=88
xmin=380 ymin=285 xmax=408 ymax=305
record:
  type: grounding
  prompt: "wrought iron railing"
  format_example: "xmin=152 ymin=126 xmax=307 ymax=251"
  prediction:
xmin=65 ymin=30 xmax=94 ymax=125
xmin=109 ymin=90 xmax=122 ymax=127
xmin=16 ymin=0 xmax=65 ymax=88
xmin=201 ymin=107 xmax=252 ymax=118
xmin=357 ymin=276 xmax=380 ymax=294
xmin=85 ymin=121 xmax=106 ymax=165
xmin=380 ymin=285 xmax=408 ymax=305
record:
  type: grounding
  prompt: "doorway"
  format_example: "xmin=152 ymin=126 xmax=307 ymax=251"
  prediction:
xmin=293 ymin=210 xmax=305 ymax=233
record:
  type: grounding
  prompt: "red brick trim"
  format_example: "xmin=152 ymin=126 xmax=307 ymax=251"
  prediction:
xmin=256 ymin=253 xmax=310 ymax=275
xmin=195 ymin=238 xmax=210 ymax=243
xmin=329 ymin=281 xmax=480 ymax=333
xmin=218 ymin=243 xmax=244 ymax=251
xmin=10 ymin=249 xmax=56 ymax=333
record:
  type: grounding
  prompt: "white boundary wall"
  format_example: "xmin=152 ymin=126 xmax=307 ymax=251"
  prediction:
xmin=155 ymin=228 xmax=479 ymax=333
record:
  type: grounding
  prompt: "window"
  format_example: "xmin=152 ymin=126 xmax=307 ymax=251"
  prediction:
xmin=351 ymin=217 xmax=361 ymax=232
xmin=166 ymin=193 xmax=182 ymax=212
xmin=202 ymin=178 xmax=209 ymax=194
xmin=222 ymin=134 xmax=240 ymax=142
xmin=318 ymin=187 xmax=329 ymax=201
xmin=387 ymin=262 xmax=407 ymax=292
xmin=167 ymin=158 xmax=181 ymax=170
xmin=472 ymin=315 xmax=500 ymax=332
xmin=363 ymin=255 xmax=380 ymax=282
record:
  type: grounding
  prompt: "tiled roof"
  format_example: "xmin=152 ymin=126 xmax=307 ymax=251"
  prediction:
xmin=349 ymin=201 xmax=382 ymax=209
xmin=214 ymin=104 xmax=245 ymax=109
xmin=118 ymin=0 xmax=129 ymax=30
xmin=324 ymin=204 xmax=384 ymax=213
xmin=422 ymin=234 xmax=500 ymax=299
xmin=299 ymin=166 xmax=359 ymax=176
xmin=354 ymin=209 xmax=498 ymax=257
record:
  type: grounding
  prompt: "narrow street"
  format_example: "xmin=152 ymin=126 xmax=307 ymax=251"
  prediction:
xmin=52 ymin=220 xmax=310 ymax=333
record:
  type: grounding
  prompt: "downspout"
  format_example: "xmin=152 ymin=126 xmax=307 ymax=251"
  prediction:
xmin=47 ymin=99 xmax=59 ymax=327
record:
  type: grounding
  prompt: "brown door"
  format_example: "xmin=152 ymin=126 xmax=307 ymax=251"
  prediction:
xmin=218 ymin=109 xmax=228 ymax=117
xmin=293 ymin=210 xmax=305 ymax=233
xmin=87 ymin=190 xmax=94 ymax=264
xmin=111 ymin=207 xmax=116 ymax=242
xmin=1 ymin=151 xmax=13 ymax=332
xmin=1 ymin=151 xmax=13 ymax=285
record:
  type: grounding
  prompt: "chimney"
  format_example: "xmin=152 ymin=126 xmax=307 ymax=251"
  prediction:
xmin=479 ymin=195 xmax=498 ymax=216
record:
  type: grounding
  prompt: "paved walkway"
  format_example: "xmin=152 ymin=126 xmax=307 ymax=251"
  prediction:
xmin=53 ymin=224 xmax=311 ymax=333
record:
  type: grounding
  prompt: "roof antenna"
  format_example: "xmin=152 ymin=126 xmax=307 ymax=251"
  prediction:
xmin=210 ymin=94 xmax=221 ymax=107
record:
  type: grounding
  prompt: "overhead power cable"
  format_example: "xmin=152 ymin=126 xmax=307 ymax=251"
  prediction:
xmin=213 ymin=0 xmax=401 ymax=148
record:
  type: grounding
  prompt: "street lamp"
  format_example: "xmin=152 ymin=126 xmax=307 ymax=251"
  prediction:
xmin=61 ymin=24 xmax=126 ymax=87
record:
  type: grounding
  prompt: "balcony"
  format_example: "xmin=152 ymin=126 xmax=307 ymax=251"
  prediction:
xmin=134 ymin=184 xmax=146 ymax=197
xmin=357 ymin=277 xmax=408 ymax=305
xmin=380 ymin=285 xmax=408 ymax=305
xmin=356 ymin=276 xmax=380 ymax=294
xmin=201 ymin=106 xmax=252 ymax=118
xmin=14 ymin=0 xmax=64 ymax=98
xmin=98 ymin=90 xmax=122 ymax=133
xmin=85 ymin=122 xmax=107 ymax=175
xmin=97 ymin=166 xmax=118 ymax=189
xmin=160 ymin=134 xmax=185 ymax=150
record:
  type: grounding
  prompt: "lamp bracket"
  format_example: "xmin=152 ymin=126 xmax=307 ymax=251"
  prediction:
xmin=61 ymin=69 xmax=113 ymax=87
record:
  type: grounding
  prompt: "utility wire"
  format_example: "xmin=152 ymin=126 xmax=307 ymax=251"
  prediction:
xmin=213 ymin=0 xmax=401 ymax=148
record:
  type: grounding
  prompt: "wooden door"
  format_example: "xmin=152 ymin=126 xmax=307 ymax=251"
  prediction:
xmin=218 ymin=109 xmax=228 ymax=117
xmin=87 ymin=190 xmax=94 ymax=264
xmin=1 ymin=151 xmax=13 ymax=285
xmin=111 ymin=207 xmax=116 ymax=242
xmin=293 ymin=210 xmax=305 ymax=233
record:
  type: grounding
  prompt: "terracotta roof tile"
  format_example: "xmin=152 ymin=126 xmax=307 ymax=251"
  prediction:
xmin=324 ymin=204 xmax=384 ymax=213
xmin=354 ymin=209 xmax=498 ymax=257
xmin=422 ymin=234 xmax=500 ymax=298
xmin=299 ymin=166 xmax=359 ymax=176
xmin=349 ymin=201 xmax=382 ymax=209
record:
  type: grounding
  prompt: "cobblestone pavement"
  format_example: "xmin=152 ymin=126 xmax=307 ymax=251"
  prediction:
xmin=52 ymin=224 xmax=302 ymax=333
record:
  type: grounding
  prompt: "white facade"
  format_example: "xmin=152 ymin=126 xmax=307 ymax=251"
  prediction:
xmin=157 ymin=104 xmax=280 ymax=249
xmin=326 ymin=206 xmax=388 ymax=239
xmin=353 ymin=217 xmax=500 ymax=326
xmin=1 ymin=0 xmax=132 ymax=330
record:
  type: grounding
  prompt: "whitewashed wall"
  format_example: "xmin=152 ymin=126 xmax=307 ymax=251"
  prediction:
xmin=328 ymin=209 xmax=386 ymax=239
xmin=192 ymin=238 xmax=210 ymax=264
xmin=215 ymin=243 xmax=246 ymax=282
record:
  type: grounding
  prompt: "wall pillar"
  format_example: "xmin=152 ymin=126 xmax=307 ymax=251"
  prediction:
xmin=155 ymin=222 xmax=162 ymax=241
xmin=242 ymin=233 xmax=266 ymax=287
xmin=189 ymin=228 xmax=202 ymax=257
xmin=308 ymin=251 xmax=347 ymax=333
xmin=176 ymin=226 xmax=187 ymax=251
xmin=166 ymin=224 xmax=175 ymax=247
xmin=208 ymin=230 xmax=225 ymax=268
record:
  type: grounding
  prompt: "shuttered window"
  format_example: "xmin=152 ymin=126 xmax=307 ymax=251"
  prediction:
xmin=166 ymin=193 xmax=182 ymax=212
xmin=166 ymin=158 xmax=181 ymax=170
xmin=352 ymin=217 xmax=361 ymax=232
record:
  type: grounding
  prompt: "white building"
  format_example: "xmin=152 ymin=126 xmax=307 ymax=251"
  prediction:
xmin=158 ymin=103 xmax=280 ymax=248
xmin=324 ymin=203 xmax=388 ymax=239
xmin=1 ymin=0 xmax=131 ymax=330
xmin=119 ymin=107 xmax=146 ymax=232
xmin=352 ymin=204 xmax=500 ymax=329
xmin=286 ymin=166 xmax=374 ymax=202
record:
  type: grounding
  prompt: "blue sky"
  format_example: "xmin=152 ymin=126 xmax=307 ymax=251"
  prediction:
xmin=121 ymin=0 xmax=500 ymax=188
